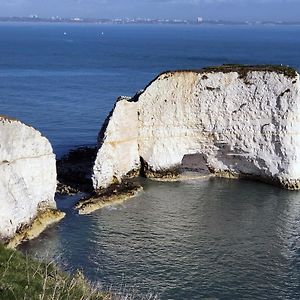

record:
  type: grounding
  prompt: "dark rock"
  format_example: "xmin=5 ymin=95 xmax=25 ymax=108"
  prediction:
xmin=56 ymin=146 xmax=97 ymax=194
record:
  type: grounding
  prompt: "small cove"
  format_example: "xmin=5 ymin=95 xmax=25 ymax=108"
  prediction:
xmin=20 ymin=178 xmax=300 ymax=299
xmin=1 ymin=23 xmax=300 ymax=299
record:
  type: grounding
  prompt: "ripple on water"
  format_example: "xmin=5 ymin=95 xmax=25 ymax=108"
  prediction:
xmin=20 ymin=178 xmax=300 ymax=299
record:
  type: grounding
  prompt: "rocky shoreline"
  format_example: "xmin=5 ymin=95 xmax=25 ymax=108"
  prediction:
xmin=56 ymin=146 xmax=144 ymax=214
xmin=5 ymin=209 xmax=65 ymax=249
xmin=2 ymin=65 xmax=300 ymax=247
xmin=76 ymin=181 xmax=143 ymax=215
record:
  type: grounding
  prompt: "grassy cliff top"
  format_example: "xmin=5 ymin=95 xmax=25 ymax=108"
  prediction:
xmin=201 ymin=64 xmax=298 ymax=78
xmin=158 ymin=64 xmax=298 ymax=79
xmin=129 ymin=64 xmax=297 ymax=102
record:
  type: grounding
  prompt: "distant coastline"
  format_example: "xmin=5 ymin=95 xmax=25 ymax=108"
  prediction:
xmin=0 ymin=16 xmax=300 ymax=26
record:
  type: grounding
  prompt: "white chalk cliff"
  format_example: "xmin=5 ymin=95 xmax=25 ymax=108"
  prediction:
xmin=93 ymin=65 xmax=300 ymax=190
xmin=0 ymin=116 xmax=59 ymax=242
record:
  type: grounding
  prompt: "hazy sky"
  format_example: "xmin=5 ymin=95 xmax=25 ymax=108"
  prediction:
xmin=0 ymin=0 xmax=299 ymax=21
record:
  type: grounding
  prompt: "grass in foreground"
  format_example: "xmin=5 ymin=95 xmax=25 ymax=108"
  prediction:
xmin=0 ymin=244 xmax=108 ymax=300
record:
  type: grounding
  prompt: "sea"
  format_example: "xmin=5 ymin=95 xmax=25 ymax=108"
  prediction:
xmin=0 ymin=23 xmax=300 ymax=299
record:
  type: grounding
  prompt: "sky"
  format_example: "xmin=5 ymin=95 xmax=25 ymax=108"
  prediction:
xmin=0 ymin=0 xmax=299 ymax=21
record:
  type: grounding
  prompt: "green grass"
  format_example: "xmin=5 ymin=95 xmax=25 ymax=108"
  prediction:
xmin=202 ymin=64 xmax=298 ymax=78
xmin=0 ymin=244 xmax=108 ymax=300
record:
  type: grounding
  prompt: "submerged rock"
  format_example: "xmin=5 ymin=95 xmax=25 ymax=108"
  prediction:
xmin=0 ymin=116 xmax=64 ymax=246
xmin=93 ymin=65 xmax=300 ymax=190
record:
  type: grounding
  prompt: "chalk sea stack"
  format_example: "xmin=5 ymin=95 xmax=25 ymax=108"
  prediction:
xmin=0 ymin=116 xmax=64 ymax=247
xmin=93 ymin=65 xmax=300 ymax=190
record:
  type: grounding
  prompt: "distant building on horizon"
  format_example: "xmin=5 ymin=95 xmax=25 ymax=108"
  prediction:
xmin=197 ymin=17 xmax=203 ymax=23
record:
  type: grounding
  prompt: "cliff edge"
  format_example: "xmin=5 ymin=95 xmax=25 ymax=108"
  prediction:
xmin=93 ymin=65 xmax=300 ymax=190
xmin=0 ymin=116 xmax=64 ymax=246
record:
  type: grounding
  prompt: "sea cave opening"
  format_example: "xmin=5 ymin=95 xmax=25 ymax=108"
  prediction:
xmin=180 ymin=153 xmax=210 ymax=175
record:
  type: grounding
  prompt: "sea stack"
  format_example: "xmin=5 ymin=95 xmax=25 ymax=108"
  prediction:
xmin=0 ymin=116 xmax=64 ymax=247
xmin=93 ymin=65 xmax=300 ymax=190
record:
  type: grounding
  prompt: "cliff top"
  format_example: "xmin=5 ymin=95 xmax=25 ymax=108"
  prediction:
xmin=201 ymin=64 xmax=298 ymax=79
xmin=160 ymin=64 xmax=298 ymax=79
xmin=0 ymin=115 xmax=44 ymax=137
xmin=129 ymin=65 xmax=298 ymax=102
xmin=0 ymin=115 xmax=18 ymax=122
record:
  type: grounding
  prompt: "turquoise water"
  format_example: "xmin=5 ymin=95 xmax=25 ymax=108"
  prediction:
xmin=1 ymin=23 xmax=300 ymax=299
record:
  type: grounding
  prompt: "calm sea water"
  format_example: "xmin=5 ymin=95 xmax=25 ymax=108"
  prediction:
xmin=1 ymin=23 xmax=300 ymax=299
xmin=1 ymin=23 xmax=300 ymax=155
xmin=21 ymin=179 xmax=300 ymax=299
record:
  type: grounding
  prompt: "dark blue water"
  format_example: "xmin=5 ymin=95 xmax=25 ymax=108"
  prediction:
xmin=1 ymin=23 xmax=300 ymax=156
xmin=1 ymin=23 xmax=300 ymax=299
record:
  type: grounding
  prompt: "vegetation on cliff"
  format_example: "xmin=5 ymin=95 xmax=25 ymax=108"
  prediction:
xmin=202 ymin=64 xmax=298 ymax=79
xmin=0 ymin=244 xmax=107 ymax=300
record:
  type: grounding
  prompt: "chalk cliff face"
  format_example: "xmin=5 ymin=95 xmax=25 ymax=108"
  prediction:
xmin=0 ymin=116 xmax=59 ymax=242
xmin=93 ymin=66 xmax=300 ymax=190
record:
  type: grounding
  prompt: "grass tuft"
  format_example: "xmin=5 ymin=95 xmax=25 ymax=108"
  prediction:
xmin=0 ymin=244 xmax=109 ymax=300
